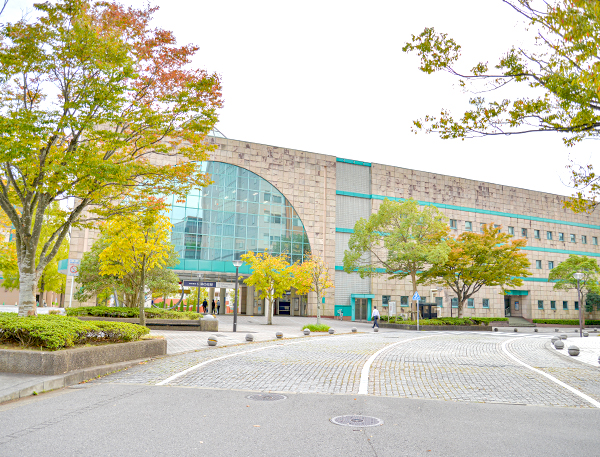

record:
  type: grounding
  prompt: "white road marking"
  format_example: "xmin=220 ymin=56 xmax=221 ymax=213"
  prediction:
xmin=501 ymin=337 xmax=600 ymax=409
xmin=358 ymin=334 xmax=436 ymax=395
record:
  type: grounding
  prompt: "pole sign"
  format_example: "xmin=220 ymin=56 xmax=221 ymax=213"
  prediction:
xmin=58 ymin=259 xmax=80 ymax=277
xmin=412 ymin=292 xmax=421 ymax=331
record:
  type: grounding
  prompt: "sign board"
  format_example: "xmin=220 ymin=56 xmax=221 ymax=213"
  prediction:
xmin=412 ymin=292 xmax=421 ymax=302
xmin=58 ymin=259 xmax=80 ymax=277
xmin=216 ymin=282 xmax=236 ymax=289
xmin=183 ymin=281 xmax=216 ymax=288
xmin=389 ymin=301 xmax=396 ymax=315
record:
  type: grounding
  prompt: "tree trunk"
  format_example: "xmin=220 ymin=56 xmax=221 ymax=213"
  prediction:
xmin=316 ymin=291 xmax=321 ymax=325
xmin=139 ymin=258 xmax=146 ymax=326
xmin=18 ymin=256 xmax=37 ymax=317
xmin=266 ymin=291 xmax=273 ymax=325
xmin=39 ymin=275 xmax=46 ymax=307
xmin=457 ymin=300 xmax=464 ymax=318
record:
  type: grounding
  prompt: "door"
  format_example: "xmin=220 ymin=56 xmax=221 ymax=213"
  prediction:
xmin=279 ymin=301 xmax=290 ymax=315
xmin=504 ymin=297 xmax=511 ymax=317
xmin=356 ymin=298 xmax=368 ymax=321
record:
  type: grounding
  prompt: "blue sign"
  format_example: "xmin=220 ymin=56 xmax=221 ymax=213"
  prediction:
xmin=183 ymin=281 xmax=216 ymax=288
xmin=412 ymin=292 xmax=421 ymax=302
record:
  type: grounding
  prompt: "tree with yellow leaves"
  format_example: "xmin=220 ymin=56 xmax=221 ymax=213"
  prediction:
xmin=293 ymin=254 xmax=334 ymax=325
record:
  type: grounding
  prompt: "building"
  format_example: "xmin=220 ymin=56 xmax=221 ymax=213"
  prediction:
xmin=65 ymin=133 xmax=600 ymax=322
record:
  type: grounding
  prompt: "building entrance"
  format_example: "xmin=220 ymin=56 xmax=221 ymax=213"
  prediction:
xmin=278 ymin=301 xmax=290 ymax=315
xmin=355 ymin=298 xmax=368 ymax=321
xmin=504 ymin=297 xmax=511 ymax=317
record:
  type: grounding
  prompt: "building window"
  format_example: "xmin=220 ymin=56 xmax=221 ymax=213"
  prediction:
xmin=534 ymin=229 xmax=540 ymax=239
xmin=435 ymin=297 xmax=443 ymax=308
xmin=559 ymin=232 xmax=564 ymax=241
xmin=521 ymin=228 xmax=528 ymax=238
xmin=480 ymin=223 xmax=485 ymax=233
xmin=508 ymin=226 xmax=514 ymax=235
xmin=400 ymin=296 xmax=409 ymax=307
xmin=467 ymin=298 xmax=474 ymax=308
xmin=563 ymin=301 xmax=568 ymax=310
xmin=551 ymin=300 xmax=556 ymax=310
xmin=570 ymin=234 xmax=576 ymax=243
xmin=538 ymin=300 xmax=544 ymax=309
xmin=582 ymin=235 xmax=587 ymax=244
xmin=465 ymin=221 xmax=473 ymax=231
xmin=548 ymin=261 xmax=554 ymax=269
xmin=547 ymin=231 xmax=552 ymax=240
xmin=482 ymin=298 xmax=489 ymax=309
xmin=593 ymin=237 xmax=598 ymax=246
xmin=449 ymin=219 xmax=457 ymax=229
xmin=575 ymin=301 xmax=579 ymax=310
xmin=536 ymin=260 xmax=542 ymax=269
xmin=451 ymin=298 xmax=458 ymax=308
xmin=382 ymin=295 xmax=390 ymax=306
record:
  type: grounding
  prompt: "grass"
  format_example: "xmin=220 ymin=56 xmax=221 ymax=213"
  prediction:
xmin=302 ymin=324 xmax=330 ymax=332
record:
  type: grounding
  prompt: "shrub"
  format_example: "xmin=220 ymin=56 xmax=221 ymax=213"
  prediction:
xmin=66 ymin=306 xmax=201 ymax=320
xmin=302 ymin=324 xmax=330 ymax=332
xmin=532 ymin=319 xmax=600 ymax=325
xmin=381 ymin=317 xmax=507 ymax=326
xmin=0 ymin=313 xmax=149 ymax=350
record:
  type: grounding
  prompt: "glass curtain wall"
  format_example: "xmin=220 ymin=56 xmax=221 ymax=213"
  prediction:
xmin=168 ymin=162 xmax=311 ymax=273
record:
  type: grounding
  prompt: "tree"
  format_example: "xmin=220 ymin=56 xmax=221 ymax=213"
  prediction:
xmin=343 ymin=198 xmax=450 ymax=319
xmin=0 ymin=0 xmax=222 ymax=316
xmin=97 ymin=213 xmax=176 ymax=325
xmin=548 ymin=254 xmax=600 ymax=295
xmin=585 ymin=290 xmax=600 ymax=312
xmin=241 ymin=251 xmax=296 ymax=325
xmin=402 ymin=0 xmax=600 ymax=211
xmin=421 ymin=224 xmax=531 ymax=317
xmin=293 ymin=254 xmax=334 ymax=325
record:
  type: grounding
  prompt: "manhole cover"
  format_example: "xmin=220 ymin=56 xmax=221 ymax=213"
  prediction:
xmin=330 ymin=415 xmax=383 ymax=427
xmin=246 ymin=394 xmax=287 ymax=402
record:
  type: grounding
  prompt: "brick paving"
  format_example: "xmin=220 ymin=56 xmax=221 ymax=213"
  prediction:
xmin=93 ymin=330 xmax=600 ymax=408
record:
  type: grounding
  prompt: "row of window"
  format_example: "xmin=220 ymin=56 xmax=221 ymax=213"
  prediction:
xmin=535 ymin=260 xmax=555 ymax=269
xmin=538 ymin=300 xmax=579 ymax=310
xmin=448 ymin=219 xmax=598 ymax=245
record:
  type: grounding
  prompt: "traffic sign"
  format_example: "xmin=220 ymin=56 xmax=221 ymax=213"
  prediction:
xmin=412 ymin=292 xmax=421 ymax=302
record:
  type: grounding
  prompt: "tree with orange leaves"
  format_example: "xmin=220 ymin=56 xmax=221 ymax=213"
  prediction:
xmin=0 ymin=0 xmax=222 ymax=316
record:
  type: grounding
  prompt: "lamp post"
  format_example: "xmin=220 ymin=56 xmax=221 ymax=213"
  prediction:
xmin=573 ymin=272 xmax=584 ymax=338
xmin=232 ymin=260 xmax=242 ymax=332
xmin=196 ymin=273 xmax=203 ymax=314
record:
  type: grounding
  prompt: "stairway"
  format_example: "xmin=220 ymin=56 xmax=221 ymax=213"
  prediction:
xmin=508 ymin=316 xmax=536 ymax=327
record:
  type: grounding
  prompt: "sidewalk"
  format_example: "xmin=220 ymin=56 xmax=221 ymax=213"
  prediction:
xmin=0 ymin=316 xmax=377 ymax=404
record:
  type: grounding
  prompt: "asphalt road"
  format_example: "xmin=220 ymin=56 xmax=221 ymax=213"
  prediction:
xmin=1 ymin=383 xmax=598 ymax=457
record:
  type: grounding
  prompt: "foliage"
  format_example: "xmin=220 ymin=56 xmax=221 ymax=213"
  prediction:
xmin=293 ymin=254 xmax=334 ymax=325
xmin=0 ymin=0 xmax=221 ymax=315
xmin=586 ymin=291 xmax=600 ymax=312
xmin=548 ymin=255 xmax=600 ymax=295
xmin=421 ymin=224 xmax=530 ymax=317
xmin=532 ymin=319 xmax=600 ymax=325
xmin=381 ymin=316 xmax=508 ymax=325
xmin=343 ymin=198 xmax=450 ymax=318
xmin=402 ymin=1 xmax=600 ymax=211
xmin=302 ymin=324 xmax=330 ymax=332
xmin=66 ymin=306 xmax=201 ymax=320
xmin=241 ymin=251 xmax=296 ymax=325
xmin=0 ymin=313 xmax=149 ymax=350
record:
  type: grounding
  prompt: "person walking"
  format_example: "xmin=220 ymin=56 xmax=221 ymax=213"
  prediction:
xmin=371 ymin=306 xmax=380 ymax=329
xmin=211 ymin=299 xmax=216 ymax=314
xmin=217 ymin=299 xmax=221 ymax=314
xmin=202 ymin=299 xmax=208 ymax=314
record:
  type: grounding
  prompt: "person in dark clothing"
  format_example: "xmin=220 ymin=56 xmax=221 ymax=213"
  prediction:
xmin=202 ymin=299 xmax=208 ymax=314
xmin=217 ymin=299 xmax=220 ymax=314
xmin=211 ymin=299 xmax=216 ymax=314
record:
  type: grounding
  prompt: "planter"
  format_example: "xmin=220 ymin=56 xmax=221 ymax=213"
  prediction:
xmin=0 ymin=339 xmax=166 ymax=375
xmin=77 ymin=316 xmax=218 ymax=332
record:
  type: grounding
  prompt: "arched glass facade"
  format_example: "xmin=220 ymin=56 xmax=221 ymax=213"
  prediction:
xmin=167 ymin=161 xmax=311 ymax=273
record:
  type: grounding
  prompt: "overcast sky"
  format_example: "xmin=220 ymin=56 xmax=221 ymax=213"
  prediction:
xmin=6 ymin=0 xmax=597 ymax=198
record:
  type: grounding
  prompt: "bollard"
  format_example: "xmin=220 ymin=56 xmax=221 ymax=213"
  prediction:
xmin=208 ymin=336 xmax=217 ymax=347
xmin=328 ymin=328 xmax=335 ymax=334
xmin=374 ymin=327 xmax=379 ymax=333
xmin=583 ymin=332 xmax=589 ymax=337
xmin=560 ymin=334 xmax=567 ymax=340
xmin=303 ymin=329 xmax=310 ymax=336
xmin=494 ymin=328 xmax=498 ymax=332
xmin=351 ymin=327 xmax=357 ymax=333
xmin=245 ymin=334 xmax=254 ymax=342
xmin=555 ymin=328 xmax=559 ymax=332
xmin=534 ymin=328 xmax=538 ymax=332
xmin=276 ymin=331 xmax=283 ymax=339
xmin=514 ymin=328 xmax=518 ymax=332
xmin=568 ymin=346 xmax=580 ymax=356
xmin=554 ymin=340 xmax=564 ymax=349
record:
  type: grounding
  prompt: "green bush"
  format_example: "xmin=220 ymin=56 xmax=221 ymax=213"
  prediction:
xmin=66 ymin=306 xmax=201 ymax=320
xmin=382 ymin=317 xmax=507 ymax=326
xmin=532 ymin=319 xmax=600 ymax=325
xmin=0 ymin=313 xmax=149 ymax=350
xmin=302 ymin=324 xmax=330 ymax=332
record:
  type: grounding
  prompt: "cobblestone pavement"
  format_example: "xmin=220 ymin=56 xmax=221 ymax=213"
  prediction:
xmin=94 ymin=331 xmax=600 ymax=408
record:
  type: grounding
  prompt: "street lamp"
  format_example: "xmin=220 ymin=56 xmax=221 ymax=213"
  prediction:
xmin=232 ymin=260 xmax=242 ymax=332
xmin=573 ymin=272 xmax=584 ymax=338
xmin=196 ymin=273 xmax=203 ymax=315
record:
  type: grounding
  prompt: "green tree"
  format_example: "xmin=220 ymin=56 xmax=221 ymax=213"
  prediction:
xmin=0 ymin=0 xmax=222 ymax=316
xmin=343 ymin=198 xmax=450 ymax=319
xmin=585 ymin=291 xmax=600 ymax=312
xmin=421 ymin=224 xmax=531 ymax=317
xmin=402 ymin=1 xmax=600 ymax=211
xmin=548 ymin=255 xmax=600 ymax=295
xmin=241 ymin=251 xmax=295 ymax=325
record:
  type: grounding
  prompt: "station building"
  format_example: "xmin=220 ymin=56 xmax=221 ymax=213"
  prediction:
xmin=66 ymin=133 xmax=600 ymax=322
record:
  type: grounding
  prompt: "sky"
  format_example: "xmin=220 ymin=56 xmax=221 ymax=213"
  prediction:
xmin=4 ymin=0 xmax=597 ymax=198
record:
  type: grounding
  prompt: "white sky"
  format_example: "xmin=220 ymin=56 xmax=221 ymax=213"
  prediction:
xmin=5 ymin=0 xmax=597 ymax=198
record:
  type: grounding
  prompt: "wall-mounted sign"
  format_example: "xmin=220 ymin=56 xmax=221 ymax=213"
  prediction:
xmin=183 ymin=281 xmax=216 ymax=288
xmin=216 ymin=282 xmax=236 ymax=289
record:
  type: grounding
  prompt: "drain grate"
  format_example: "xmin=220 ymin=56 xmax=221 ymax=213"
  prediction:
xmin=246 ymin=394 xmax=287 ymax=402
xmin=330 ymin=415 xmax=383 ymax=427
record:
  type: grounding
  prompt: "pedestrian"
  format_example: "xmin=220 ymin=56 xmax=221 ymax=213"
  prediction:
xmin=202 ymin=298 xmax=208 ymax=314
xmin=217 ymin=299 xmax=220 ymax=314
xmin=372 ymin=306 xmax=380 ymax=329
xmin=211 ymin=299 xmax=216 ymax=314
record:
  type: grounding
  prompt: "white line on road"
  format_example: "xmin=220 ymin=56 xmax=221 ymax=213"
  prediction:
xmin=358 ymin=334 xmax=436 ymax=395
xmin=501 ymin=337 xmax=600 ymax=409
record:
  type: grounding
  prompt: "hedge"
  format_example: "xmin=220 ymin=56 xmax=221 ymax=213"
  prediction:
xmin=0 ymin=313 xmax=149 ymax=350
xmin=302 ymin=324 xmax=330 ymax=332
xmin=66 ymin=306 xmax=201 ymax=320
xmin=532 ymin=319 xmax=600 ymax=325
xmin=380 ymin=316 xmax=508 ymax=326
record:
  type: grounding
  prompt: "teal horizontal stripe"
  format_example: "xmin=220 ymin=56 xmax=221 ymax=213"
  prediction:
xmin=351 ymin=293 xmax=375 ymax=298
xmin=336 ymin=158 xmax=371 ymax=167
xmin=335 ymin=227 xmax=600 ymax=258
xmin=335 ymin=191 xmax=600 ymax=230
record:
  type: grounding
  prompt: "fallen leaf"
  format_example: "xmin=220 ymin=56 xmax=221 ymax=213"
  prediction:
xmin=254 ymin=425 xmax=260 ymax=428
